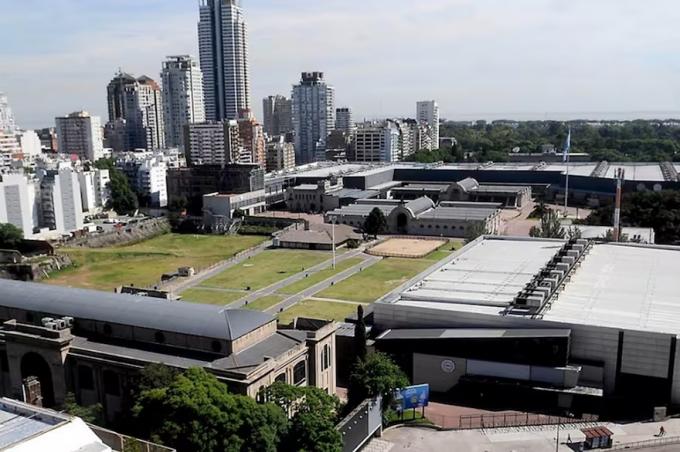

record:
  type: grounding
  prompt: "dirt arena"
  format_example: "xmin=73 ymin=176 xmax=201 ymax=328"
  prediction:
xmin=368 ymin=238 xmax=447 ymax=258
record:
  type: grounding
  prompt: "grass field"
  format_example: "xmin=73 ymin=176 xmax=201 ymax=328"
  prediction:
xmin=277 ymin=257 xmax=364 ymax=295
xmin=244 ymin=295 xmax=284 ymax=312
xmin=278 ymin=299 xmax=365 ymax=324
xmin=48 ymin=234 xmax=267 ymax=291
xmin=316 ymin=253 xmax=447 ymax=303
xmin=180 ymin=288 xmax=246 ymax=306
xmin=199 ymin=249 xmax=330 ymax=292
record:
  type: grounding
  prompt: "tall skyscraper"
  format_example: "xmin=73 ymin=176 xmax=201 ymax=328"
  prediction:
xmin=416 ymin=100 xmax=440 ymax=149
xmin=106 ymin=71 xmax=137 ymax=122
xmin=292 ymin=72 xmax=335 ymax=164
xmin=0 ymin=93 xmax=16 ymax=132
xmin=198 ymin=0 xmax=250 ymax=121
xmin=262 ymin=95 xmax=293 ymax=136
xmin=124 ymin=76 xmax=165 ymax=150
xmin=335 ymin=107 xmax=353 ymax=133
xmin=161 ymin=55 xmax=206 ymax=149
xmin=55 ymin=111 xmax=104 ymax=161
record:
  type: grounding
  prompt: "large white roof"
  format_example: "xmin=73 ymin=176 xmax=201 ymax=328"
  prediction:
xmin=387 ymin=237 xmax=680 ymax=336
xmin=542 ymin=243 xmax=680 ymax=335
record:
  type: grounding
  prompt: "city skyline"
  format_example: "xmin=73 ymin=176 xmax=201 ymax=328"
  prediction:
xmin=3 ymin=0 xmax=680 ymax=128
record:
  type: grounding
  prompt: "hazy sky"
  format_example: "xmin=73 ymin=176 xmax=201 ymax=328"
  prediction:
xmin=3 ymin=0 xmax=680 ymax=128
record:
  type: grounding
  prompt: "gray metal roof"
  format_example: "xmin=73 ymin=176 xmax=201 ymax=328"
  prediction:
xmin=418 ymin=206 xmax=498 ymax=221
xmin=376 ymin=328 xmax=571 ymax=341
xmin=405 ymin=197 xmax=436 ymax=216
xmin=0 ymin=280 xmax=273 ymax=341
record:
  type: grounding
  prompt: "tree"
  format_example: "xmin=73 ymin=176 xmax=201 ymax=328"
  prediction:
xmin=95 ymin=158 xmax=138 ymax=215
xmin=348 ymin=352 xmax=408 ymax=410
xmin=62 ymin=392 xmax=103 ymax=425
xmin=363 ymin=208 xmax=388 ymax=238
xmin=133 ymin=368 xmax=287 ymax=452
xmin=354 ymin=305 xmax=368 ymax=363
xmin=257 ymin=383 xmax=342 ymax=452
xmin=0 ymin=223 xmax=23 ymax=249
xmin=529 ymin=209 xmax=566 ymax=239
xmin=137 ymin=363 xmax=179 ymax=393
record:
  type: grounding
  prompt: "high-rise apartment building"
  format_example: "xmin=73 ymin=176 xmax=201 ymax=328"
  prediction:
xmin=353 ymin=121 xmax=401 ymax=163
xmin=335 ymin=107 xmax=353 ymax=134
xmin=238 ymin=110 xmax=265 ymax=167
xmin=39 ymin=167 xmax=84 ymax=233
xmin=416 ymin=100 xmax=440 ymax=149
xmin=19 ymin=130 xmax=42 ymax=159
xmin=266 ymin=136 xmax=295 ymax=172
xmin=0 ymin=174 xmax=39 ymax=238
xmin=0 ymin=132 xmax=20 ymax=168
xmin=55 ymin=111 xmax=104 ymax=162
xmin=262 ymin=95 xmax=293 ymax=136
xmin=161 ymin=55 xmax=206 ymax=149
xmin=292 ymin=72 xmax=335 ymax=165
xmin=0 ymin=93 xmax=16 ymax=132
xmin=123 ymin=76 xmax=165 ymax=151
xmin=198 ymin=0 xmax=250 ymax=121
xmin=106 ymin=71 xmax=137 ymax=122
xmin=183 ymin=121 xmax=247 ymax=166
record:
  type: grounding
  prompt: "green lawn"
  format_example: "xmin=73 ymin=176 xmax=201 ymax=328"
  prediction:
xmin=199 ymin=249 xmax=330 ymax=292
xmin=48 ymin=234 xmax=267 ymax=291
xmin=278 ymin=299 xmax=365 ymax=325
xmin=316 ymin=256 xmax=443 ymax=303
xmin=180 ymin=288 xmax=246 ymax=306
xmin=244 ymin=295 xmax=284 ymax=312
xmin=277 ymin=257 xmax=364 ymax=295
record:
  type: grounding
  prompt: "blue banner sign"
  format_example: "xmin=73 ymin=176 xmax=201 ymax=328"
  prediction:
xmin=396 ymin=384 xmax=429 ymax=410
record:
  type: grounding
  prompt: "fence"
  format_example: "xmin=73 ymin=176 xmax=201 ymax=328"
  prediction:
xmin=89 ymin=424 xmax=175 ymax=452
xmin=425 ymin=412 xmax=599 ymax=430
xmin=610 ymin=435 xmax=680 ymax=450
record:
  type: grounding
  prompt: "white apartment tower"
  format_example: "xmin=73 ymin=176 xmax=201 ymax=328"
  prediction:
xmin=416 ymin=100 xmax=440 ymax=149
xmin=292 ymin=72 xmax=335 ymax=164
xmin=40 ymin=168 xmax=84 ymax=233
xmin=198 ymin=0 xmax=250 ymax=121
xmin=0 ymin=174 xmax=39 ymax=238
xmin=0 ymin=93 xmax=16 ymax=132
xmin=123 ymin=76 xmax=165 ymax=151
xmin=353 ymin=121 xmax=401 ymax=163
xmin=183 ymin=121 xmax=245 ymax=166
xmin=55 ymin=111 xmax=104 ymax=162
xmin=161 ymin=55 xmax=206 ymax=149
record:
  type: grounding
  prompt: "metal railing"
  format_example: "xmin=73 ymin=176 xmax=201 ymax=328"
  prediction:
xmin=610 ymin=435 xmax=680 ymax=450
xmin=426 ymin=412 xmax=599 ymax=430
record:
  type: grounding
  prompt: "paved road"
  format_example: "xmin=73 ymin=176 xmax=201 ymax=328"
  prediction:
xmin=264 ymin=254 xmax=382 ymax=315
xmin=226 ymin=249 xmax=377 ymax=309
xmin=161 ymin=241 xmax=271 ymax=294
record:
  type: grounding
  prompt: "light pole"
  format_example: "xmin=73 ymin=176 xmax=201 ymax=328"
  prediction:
xmin=332 ymin=217 xmax=336 ymax=269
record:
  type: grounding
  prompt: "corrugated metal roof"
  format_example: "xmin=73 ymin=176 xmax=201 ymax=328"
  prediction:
xmin=0 ymin=280 xmax=273 ymax=341
xmin=376 ymin=328 xmax=571 ymax=341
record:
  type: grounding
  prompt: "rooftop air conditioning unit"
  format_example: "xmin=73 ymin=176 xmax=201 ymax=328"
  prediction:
xmin=55 ymin=319 xmax=66 ymax=330
xmin=44 ymin=322 xmax=57 ymax=331
xmin=41 ymin=318 xmax=54 ymax=326
xmin=63 ymin=317 xmax=74 ymax=327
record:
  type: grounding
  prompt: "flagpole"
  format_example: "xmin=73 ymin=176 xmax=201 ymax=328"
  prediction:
xmin=563 ymin=127 xmax=571 ymax=218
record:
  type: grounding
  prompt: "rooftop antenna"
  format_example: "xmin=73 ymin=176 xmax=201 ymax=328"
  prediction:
xmin=613 ymin=168 xmax=625 ymax=242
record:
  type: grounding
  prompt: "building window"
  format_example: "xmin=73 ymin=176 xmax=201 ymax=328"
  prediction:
xmin=78 ymin=365 xmax=94 ymax=390
xmin=293 ymin=361 xmax=306 ymax=385
xmin=154 ymin=331 xmax=166 ymax=344
xmin=103 ymin=324 xmax=112 ymax=336
xmin=211 ymin=340 xmax=222 ymax=353
xmin=275 ymin=373 xmax=286 ymax=383
xmin=322 ymin=344 xmax=332 ymax=371
xmin=103 ymin=370 xmax=120 ymax=396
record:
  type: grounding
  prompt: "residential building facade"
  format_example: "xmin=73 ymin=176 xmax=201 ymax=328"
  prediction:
xmin=39 ymin=168 xmax=85 ymax=234
xmin=0 ymin=174 xmax=39 ymax=238
xmin=198 ymin=0 xmax=250 ymax=121
xmin=106 ymin=71 xmax=136 ymax=122
xmin=292 ymin=72 xmax=335 ymax=165
xmin=55 ymin=112 xmax=104 ymax=162
xmin=184 ymin=121 xmax=247 ymax=166
xmin=353 ymin=121 xmax=401 ymax=163
xmin=335 ymin=107 xmax=353 ymax=133
xmin=416 ymin=100 xmax=440 ymax=150
xmin=123 ymin=76 xmax=165 ymax=151
xmin=265 ymin=136 xmax=295 ymax=172
xmin=0 ymin=93 xmax=16 ymax=132
xmin=262 ymin=95 xmax=293 ymax=136
xmin=237 ymin=110 xmax=265 ymax=167
xmin=161 ymin=55 xmax=206 ymax=149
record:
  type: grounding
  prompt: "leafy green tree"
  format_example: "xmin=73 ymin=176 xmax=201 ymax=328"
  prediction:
xmin=354 ymin=305 xmax=368 ymax=363
xmin=0 ymin=223 xmax=23 ymax=249
xmin=94 ymin=158 xmax=138 ymax=215
xmin=133 ymin=368 xmax=287 ymax=452
xmin=62 ymin=392 xmax=103 ymax=425
xmin=257 ymin=383 xmax=342 ymax=452
xmin=348 ymin=352 xmax=408 ymax=410
xmin=363 ymin=208 xmax=388 ymax=238
xmin=529 ymin=209 xmax=566 ymax=239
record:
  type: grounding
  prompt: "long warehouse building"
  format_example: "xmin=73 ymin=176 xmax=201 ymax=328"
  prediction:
xmin=373 ymin=236 xmax=680 ymax=416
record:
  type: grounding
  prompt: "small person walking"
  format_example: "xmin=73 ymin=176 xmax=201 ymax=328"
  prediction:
xmin=659 ymin=426 xmax=666 ymax=437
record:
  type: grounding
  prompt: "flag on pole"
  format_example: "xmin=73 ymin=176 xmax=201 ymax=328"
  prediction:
xmin=563 ymin=128 xmax=571 ymax=162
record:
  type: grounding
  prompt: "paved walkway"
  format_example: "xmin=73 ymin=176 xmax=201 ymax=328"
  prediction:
xmin=265 ymin=255 xmax=382 ymax=315
xmin=226 ymin=249 xmax=377 ymax=309
xmin=161 ymin=241 xmax=271 ymax=293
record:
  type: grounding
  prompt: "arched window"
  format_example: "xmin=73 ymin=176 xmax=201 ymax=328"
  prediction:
xmin=293 ymin=361 xmax=306 ymax=385
xmin=154 ymin=331 xmax=166 ymax=344
xmin=275 ymin=373 xmax=286 ymax=383
xmin=103 ymin=370 xmax=120 ymax=396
